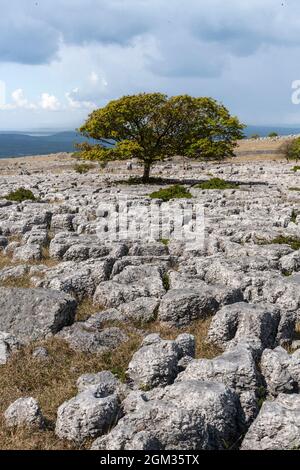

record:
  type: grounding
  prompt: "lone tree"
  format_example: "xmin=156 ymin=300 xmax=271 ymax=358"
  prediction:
xmin=280 ymin=137 xmax=300 ymax=162
xmin=77 ymin=93 xmax=245 ymax=182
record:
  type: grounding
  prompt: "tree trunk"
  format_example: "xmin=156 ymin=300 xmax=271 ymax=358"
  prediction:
xmin=142 ymin=162 xmax=151 ymax=182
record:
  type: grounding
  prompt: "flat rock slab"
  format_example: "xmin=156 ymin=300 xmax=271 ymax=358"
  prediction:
xmin=241 ymin=393 xmax=300 ymax=450
xmin=0 ymin=287 xmax=77 ymax=343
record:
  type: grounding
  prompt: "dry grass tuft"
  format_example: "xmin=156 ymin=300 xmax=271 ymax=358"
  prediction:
xmin=0 ymin=252 xmax=14 ymax=270
xmin=294 ymin=323 xmax=300 ymax=341
xmin=0 ymin=332 xmax=141 ymax=450
xmin=0 ymin=275 xmax=33 ymax=289
xmin=146 ymin=318 xmax=221 ymax=359
xmin=0 ymin=246 xmax=59 ymax=274
xmin=75 ymin=297 xmax=103 ymax=322
xmin=39 ymin=247 xmax=59 ymax=268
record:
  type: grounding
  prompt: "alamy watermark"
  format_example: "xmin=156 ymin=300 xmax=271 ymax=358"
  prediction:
xmin=291 ymin=80 xmax=300 ymax=104
xmin=95 ymin=196 xmax=205 ymax=250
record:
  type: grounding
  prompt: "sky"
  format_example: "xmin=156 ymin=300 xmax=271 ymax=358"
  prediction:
xmin=1 ymin=0 xmax=300 ymax=130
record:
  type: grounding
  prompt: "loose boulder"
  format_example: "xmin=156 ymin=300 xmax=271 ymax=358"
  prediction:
xmin=0 ymin=288 xmax=77 ymax=343
xmin=4 ymin=397 xmax=45 ymax=429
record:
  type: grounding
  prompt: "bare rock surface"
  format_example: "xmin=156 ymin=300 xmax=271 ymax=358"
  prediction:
xmin=0 ymin=288 xmax=77 ymax=343
xmin=241 ymin=394 xmax=300 ymax=450
xmin=4 ymin=397 xmax=45 ymax=429
xmin=127 ymin=334 xmax=195 ymax=389
xmin=91 ymin=380 xmax=240 ymax=450
xmin=1 ymin=157 xmax=300 ymax=450
xmin=55 ymin=386 xmax=120 ymax=443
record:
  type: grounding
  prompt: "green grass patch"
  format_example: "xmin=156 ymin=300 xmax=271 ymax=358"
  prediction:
xmin=160 ymin=238 xmax=170 ymax=246
xmin=291 ymin=209 xmax=298 ymax=224
xmin=265 ymin=235 xmax=300 ymax=251
xmin=282 ymin=270 xmax=292 ymax=277
xmin=292 ymin=166 xmax=300 ymax=172
xmin=194 ymin=178 xmax=239 ymax=190
xmin=4 ymin=188 xmax=37 ymax=202
xmin=149 ymin=185 xmax=192 ymax=202
xmin=118 ymin=176 xmax=166 ymax=186
xmin=162 ymin=272 xmax=170 ymax=291
xmin=289 ymin=187 xmax=300 ymax=192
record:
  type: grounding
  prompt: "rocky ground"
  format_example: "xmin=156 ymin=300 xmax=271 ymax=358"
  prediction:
xmin=0 ymin=153 xmax=300 ymax=450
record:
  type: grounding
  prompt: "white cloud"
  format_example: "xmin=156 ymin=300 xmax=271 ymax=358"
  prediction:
xmin=0 ymin=88 xmax=37 ymax=110
xmin=39 ymin=92 xmax=61 ymax=110
xmin=65 ymin=88 xmax=97 ymax=109
xmin=89 ymin=71 xmax=99 ymax=84
xmin=12 ymin=89 xmax=37 ymax=109
xmin=89 ymin=71 xmax=108 ymax=88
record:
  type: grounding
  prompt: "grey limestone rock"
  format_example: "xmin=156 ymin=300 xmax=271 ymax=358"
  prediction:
xmin=241 ymin=394 xmax=300 ymax=450
xmin=127 ymin=334 xmax=195 ymax=389
xmin=207 ymin=302 xmax=283 ymax=357
xmin=261 ymin=346 xmax=300 ymax=396
xmin=4 ymin=397 xmax=45 ymax=429
xmin=56 ymin=324 xmax=128 ymax=354
xmin=55 ymin=386 xmax=120 ymax=442
xmin=0 ymin=288 xmax=77 ymax=343
xmin=91 ymin=380 xmax=240 ymax=450
xmin=158 ymin=288 xmax=219 ymax=327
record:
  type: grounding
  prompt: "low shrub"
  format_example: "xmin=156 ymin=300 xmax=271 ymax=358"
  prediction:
xmin=292 ymin=166 xmax=300 ymax=172
xmin=73 ymin=163 xmax=93 ymax=174
xmin=195 ymin=178 xmax=239 ymax=190
xmin=149 ymin=185 xmax=192 ymax=202
xmin=4 ymin=188 xmax=36 ymax=202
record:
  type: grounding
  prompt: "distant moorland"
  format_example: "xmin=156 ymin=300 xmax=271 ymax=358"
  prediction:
xmin=0 ymin=126 xmax=300 ymax=159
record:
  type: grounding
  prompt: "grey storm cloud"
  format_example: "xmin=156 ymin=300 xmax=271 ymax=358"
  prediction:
xmin=2 ymin=0 xmax=300 ymax=75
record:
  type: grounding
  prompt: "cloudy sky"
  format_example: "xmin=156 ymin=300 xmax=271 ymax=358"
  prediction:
xmin=0 ymin=0 xmax=300 ymax=130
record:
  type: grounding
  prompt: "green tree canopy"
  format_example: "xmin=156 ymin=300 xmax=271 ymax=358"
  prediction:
xmin=281 ymin=137 xmax=300 ymax=161
xmin=77 ymin=93 xmax=245 ymax=181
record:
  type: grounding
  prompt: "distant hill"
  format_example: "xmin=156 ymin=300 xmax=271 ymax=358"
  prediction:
xmin=1 ymin=126 xmax=300 ymax=159
xmin=0 ymin=131 xmax=110 ymax=158
xmin=244 ymin=125 xmax=300 ymax=138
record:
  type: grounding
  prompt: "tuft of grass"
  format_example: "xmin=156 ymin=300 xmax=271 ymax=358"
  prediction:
xmin=282 ymin=270 xmax=292 ymax=277
xmin=162 ymin=272 xmax=170 ymax=291
xmin=0 ymin=333 xmax=141 ymax=449
xmin=292 ymin=166 xmax=300 ymax=172
xmin=257 ymin=386 xmax=267 ymax=409
xmin=295 ymin=323 xmax=300 ymax=341
xmin=160 ymin=238 xmax=169 ymax=246
xmin=0 ymin=248 xmax=58 ymax=274
xmin=146 ymin=318 xmax=221 ymax=360
xmin=149 ymin=185 xmax=192 ymax=202
xmin=195 ymin=178 xmax=239 ymax=190
xmin=40 ymin=246 xmax=59 ymax=268
xmin=73 ymin=163 xmax=93 ymax=174
xmin=291 ymin=209 xmax=298 ymax=224
xmin=0 ymin=253 xmax=14 ymax=270
xmin=289 ymin=187 xmax=300 ymax=192
xmin=0 ymin=275 xmax=33 ymax=289
xmin=75 ymin=297 xmax=103 ymax=322
xmin=4 ymin=188 xmax=37 ymax=202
